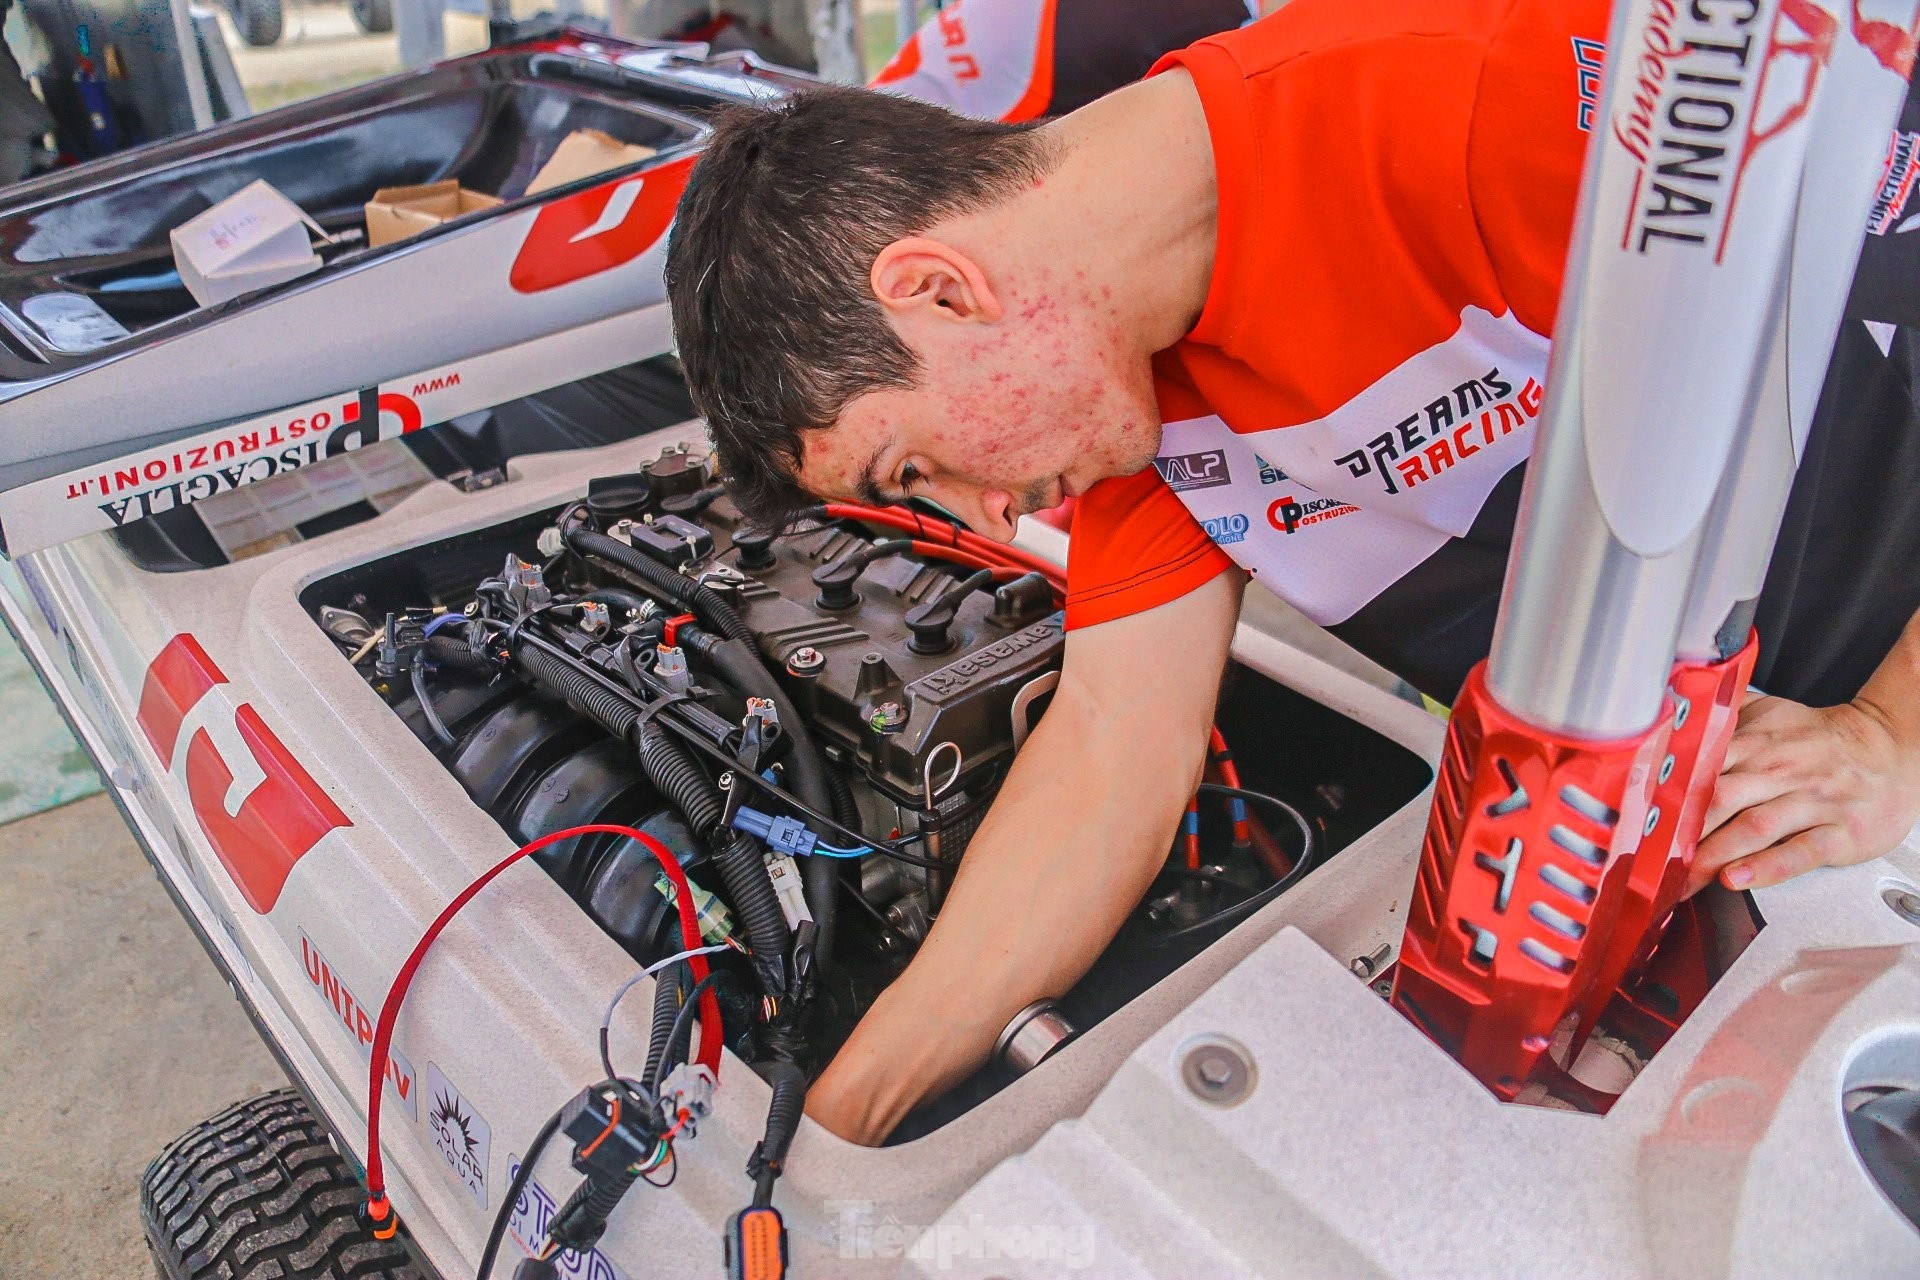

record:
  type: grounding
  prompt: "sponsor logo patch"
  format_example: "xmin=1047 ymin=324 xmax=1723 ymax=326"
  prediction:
xmin=1572 ymin=37 xmax=1606 ymax=133
xmin=1202 ymin=513 xmax=1250 ymax=545
xmin=427 ymin=1063 xmax=491 ymax=1207
xmin=1253 ymin=453 xmax=1287 ymax=486
xmin=136 ymin=635 xmax=350 ymax=914
xmin=1333 ymin=368 xmax=1543 ymax=497
xmin=1268 ymin=494 xmax=1359 ymax=535
xmin=1869 ymin=129 xmax=1920 ymax=235
xmin=1152 ymin=449 xmax=1231 ymax=492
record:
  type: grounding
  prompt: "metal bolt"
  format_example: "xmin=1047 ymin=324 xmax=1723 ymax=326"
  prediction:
xmin=870 ymin=701 xmax=907 ymax=733
xmin=1372 ymin=979 xmax=1394 ymax=999
xmin=1645 ymin=807 xmax=1662 ymax=836
xmin=1673 ymin=698 xmax=1691 ymax=729
xmin=1177 ymin=1037 xmax=1255 ymax=1107
xmin=787 ymin=646 xmax=825 ymax=675
xmin=1659 ymin=753 xmax=1676 ymax=784
xmin=1349 ymin=944 xmax=1392 ymax=979
xmin=1884 ymin=886 xmax=1920 ymax=926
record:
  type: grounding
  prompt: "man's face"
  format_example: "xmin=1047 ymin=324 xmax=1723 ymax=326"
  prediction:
xmin=795 ymin=276 xmax=1164 ymax=541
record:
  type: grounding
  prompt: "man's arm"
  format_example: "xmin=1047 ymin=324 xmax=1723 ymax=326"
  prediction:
xmin=804 ymin=569 xmax=1245 ymax=1145
xmin=1691 ymin=607 xmax=1920 ymax=893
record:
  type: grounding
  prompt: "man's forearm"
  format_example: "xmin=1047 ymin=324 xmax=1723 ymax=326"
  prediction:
xmin=804 ymin=683 xmax=1206 ymax=1143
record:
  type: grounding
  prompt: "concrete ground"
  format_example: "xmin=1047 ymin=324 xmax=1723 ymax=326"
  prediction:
xmin=0 ymin=793 xmax=285 ymax=1280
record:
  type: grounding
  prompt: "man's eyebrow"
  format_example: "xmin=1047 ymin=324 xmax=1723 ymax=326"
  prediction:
xmin=853 ymin=437 xmax=896 ymax=506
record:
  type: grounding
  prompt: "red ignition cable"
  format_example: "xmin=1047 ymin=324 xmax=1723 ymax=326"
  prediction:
xmin=363 ymin=824 xmax=721 ymax=1235
xmin=1182 ymin=799 xmax=1203 ymax=871
xmin=822 ymin=502 xmax=1065 ymax=587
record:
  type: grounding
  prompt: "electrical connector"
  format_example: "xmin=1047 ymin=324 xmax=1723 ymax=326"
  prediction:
xmin=560 ymin=1083 xmax=660 ymax=1183
xmin=660 ymin=1062 xmax=717 ymax=1125
xmin=731 ymin=805 xmax=816 ymax=858
xmin=761 ymin=849 xmax=814 ymax=931
xmin=654 ymin=872 xmax=734 ymax=946
xmin=725 ymin=1205 xmax=788 ymax=1280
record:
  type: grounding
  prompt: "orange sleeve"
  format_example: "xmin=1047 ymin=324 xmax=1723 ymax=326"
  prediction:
xmin=1466 ymin=0 xmax=1607 ymax=337
xmin=1065 ymin=467 xmax=1235 ymax=630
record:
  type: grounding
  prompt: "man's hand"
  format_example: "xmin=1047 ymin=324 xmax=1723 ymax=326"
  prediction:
xmin=1692 ymin=693 xmax=1920 ymax=893
xmin=804 ymin=569 xmax=1245 ymax=1145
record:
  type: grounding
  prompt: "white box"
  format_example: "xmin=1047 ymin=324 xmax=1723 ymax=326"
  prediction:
xmin=170 ymin=179 xmax=326 ymax=307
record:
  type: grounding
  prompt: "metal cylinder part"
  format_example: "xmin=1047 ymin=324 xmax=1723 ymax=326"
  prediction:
xmin=993 ymin=999 xmax=1076 ymax=1076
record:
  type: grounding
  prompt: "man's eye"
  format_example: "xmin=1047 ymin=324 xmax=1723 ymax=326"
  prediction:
xmin=899 ymin=462 xmax=923 ymax=491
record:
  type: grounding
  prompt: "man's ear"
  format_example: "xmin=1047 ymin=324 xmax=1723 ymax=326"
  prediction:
xmin=870 ymin=237 xmax=1004 ymax=325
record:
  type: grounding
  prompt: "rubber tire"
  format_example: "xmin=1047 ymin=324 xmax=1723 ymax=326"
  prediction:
xmin=141 ymin=1089 xmax=421 ymax=1280
xmin=228 ymin=0 xmax=284 ymax=47
xmin=349 ymin=0 xmax=394 ymax=34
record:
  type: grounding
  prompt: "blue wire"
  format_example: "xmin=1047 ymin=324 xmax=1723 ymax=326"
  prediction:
xmin=423 ymin=613 xmax=464 ymax=637
xmin=811 ymin=843 xmax=873 ymax=858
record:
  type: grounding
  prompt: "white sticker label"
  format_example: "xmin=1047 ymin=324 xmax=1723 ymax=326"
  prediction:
xmin=20 ymin=293 xmax=131 ymax=353
xmin=427 ymin=1062 xmax=491 ymax=1207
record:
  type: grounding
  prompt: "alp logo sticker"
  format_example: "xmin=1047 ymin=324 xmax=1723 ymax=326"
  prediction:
xmin=297 ymin=930 xmax=417 ymax=1120
xmin=510 ymin=155 xmax=696 ymax=294
xmin=427 ymin=1063 xmax=491 ymax=1207
xmin=136 ymin=635 xmax=350 ymax=914
xmin=1153 ymin=450 xmax=1231 ymax=492
xmin=1202 ymin=513 xmax=1250 ymax=545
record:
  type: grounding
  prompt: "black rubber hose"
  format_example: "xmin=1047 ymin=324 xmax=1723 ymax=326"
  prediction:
xmin=703 ymin=636 xmax=839 ymax=972
xmin=825 ymin=768 xmax=860 ymax=829
xmin=634 ymin=722 xmax=788 ymax=993
xmin=635 ymin=720 xmax=725 ymax=838
xmin=708 ymin=830 xmax=791 ymax=996
xmin=567 ymin=527 xmax=752 ymax=642
xmin=421 ymin=634 xmax=496 ymax=675
xmin=643 ymin=961 xmax=688 ymax=1086
xmin=749 ymin=1057 xmax=808 ymax=1207
xmin=516 ymin=644 xmax=641 ymax=741
xmin=550 ymin=1167 xmax=641 ymax=1254
xmin=410 ymin=663 xmax=455 ymax=746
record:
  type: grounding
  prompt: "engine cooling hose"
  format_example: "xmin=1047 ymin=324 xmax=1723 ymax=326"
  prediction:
xmin=567 ymin=527 xmax=752 ymax=642
xmin=515 ymin=643 xmax=641 ymax=741
xmin=700 ymin=634 xmax=839 ymax=973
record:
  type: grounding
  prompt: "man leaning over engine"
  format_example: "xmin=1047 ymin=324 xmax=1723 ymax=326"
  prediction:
xmin=662 ymin=0 xmax=1920 ymax=1143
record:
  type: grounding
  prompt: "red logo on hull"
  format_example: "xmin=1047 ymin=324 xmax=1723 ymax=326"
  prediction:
xmin=137 ymin=635 xmax=349 ymax=914
xmin=509 ymin=155 xmax=696 ymax=294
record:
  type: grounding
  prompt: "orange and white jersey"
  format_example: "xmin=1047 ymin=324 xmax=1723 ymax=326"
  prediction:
xmin=870 ymin=0 xmax=1256 ymax=123
xmin=1066 ymin=0 xmax=1610 ymax=641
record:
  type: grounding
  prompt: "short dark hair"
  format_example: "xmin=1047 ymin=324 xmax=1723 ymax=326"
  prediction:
xmin=665 ymin=86 xmax=1053 ymax=525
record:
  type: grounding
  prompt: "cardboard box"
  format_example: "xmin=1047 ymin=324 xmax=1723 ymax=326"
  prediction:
xmin=364 ymin=180 xmax=503 ymax=248
xmin=526 ymin=128 xmax=658 ymax=196
xmin=170 ymin=180 xmax=325 ymax=307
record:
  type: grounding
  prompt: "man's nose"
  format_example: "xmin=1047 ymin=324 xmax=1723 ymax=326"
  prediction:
xmin=962 ymin=486 xmax=1019 ymax=543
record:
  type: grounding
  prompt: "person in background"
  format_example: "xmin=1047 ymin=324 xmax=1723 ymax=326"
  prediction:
xmin=871 ymin=0 xmax=1266 ymax=122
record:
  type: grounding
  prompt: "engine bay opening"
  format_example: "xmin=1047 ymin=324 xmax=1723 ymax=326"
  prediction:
xmin=298 ymin=443 xmax=1432 ymax=1139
